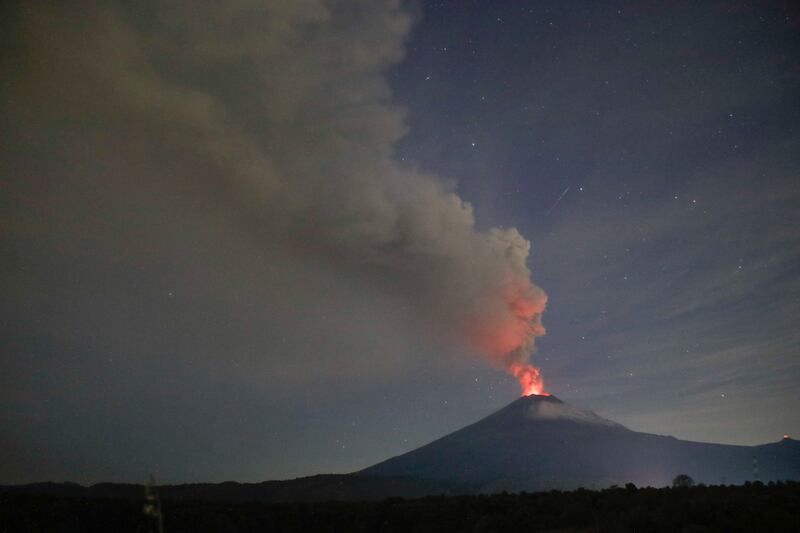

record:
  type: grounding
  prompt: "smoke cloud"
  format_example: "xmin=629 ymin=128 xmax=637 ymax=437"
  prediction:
xmin=1 ymin=1 xmax=546 ymax=394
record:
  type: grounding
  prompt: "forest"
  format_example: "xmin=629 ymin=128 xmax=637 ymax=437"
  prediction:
xmin=1 ymin=481 xmax=798 ymax=532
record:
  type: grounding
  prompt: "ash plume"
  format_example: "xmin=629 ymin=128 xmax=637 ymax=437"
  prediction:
xmin=1 ymin=1 xmax=547 ymax=393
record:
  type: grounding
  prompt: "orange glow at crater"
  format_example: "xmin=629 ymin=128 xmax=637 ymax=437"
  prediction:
xmin=462 ymin=275 xmax=548 ymax=397
xmin=510 ymin=362 xmax=548 ymax=396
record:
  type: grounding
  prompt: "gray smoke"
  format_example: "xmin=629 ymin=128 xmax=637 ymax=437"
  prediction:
xmin=1 ymin=1 xmax=546 ymax=391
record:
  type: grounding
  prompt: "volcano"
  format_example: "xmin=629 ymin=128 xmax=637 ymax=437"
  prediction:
xmin=3 ymin=394 xmax=798 ymax=502
xmin=358 ymin=394 xmax=800 ymax=492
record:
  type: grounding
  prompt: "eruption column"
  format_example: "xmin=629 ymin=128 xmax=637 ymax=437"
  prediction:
xmin=511 ymin=362 xmax=547 ymax=396
xmin=467 ymin=273 xmax=548 ymax=396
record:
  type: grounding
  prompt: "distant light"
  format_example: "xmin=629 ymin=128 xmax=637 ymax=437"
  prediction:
xmin=784 ymin=434 xmax=790 ymax=440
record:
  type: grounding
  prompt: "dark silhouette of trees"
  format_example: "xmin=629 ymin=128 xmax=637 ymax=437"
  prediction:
xmin=672 ymin=474 xmax=695 ymax=488
xmin=2 ymin=482 xmax=799 ymax=532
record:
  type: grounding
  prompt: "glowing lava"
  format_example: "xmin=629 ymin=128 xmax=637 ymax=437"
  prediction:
xmin=502 ymin=277 xmax=548 ymax=396
xmin=511 ymin=362 xmax=548 ymax=396
xmin=465 ymin=275 xmax=548 ymax=397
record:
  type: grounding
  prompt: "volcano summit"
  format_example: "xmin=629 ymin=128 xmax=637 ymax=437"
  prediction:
xmin=3 ymin=395 xmax=797 ymax=503
xmin=359 ymin=394 xmax=800 ymax=492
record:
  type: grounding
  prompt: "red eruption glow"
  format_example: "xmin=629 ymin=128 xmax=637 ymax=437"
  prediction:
xmin=465 ymin=275 xmax=548 ymax=397
xmin=510 ymin=362 xmax=548 ymax=396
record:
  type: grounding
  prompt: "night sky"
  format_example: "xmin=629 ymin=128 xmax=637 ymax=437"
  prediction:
xmin=2 ymin=1 xmax=799 ymax=485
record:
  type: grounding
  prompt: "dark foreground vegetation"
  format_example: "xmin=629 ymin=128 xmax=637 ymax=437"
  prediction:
xmin=2 ymin=482 xmax=799 ymax=532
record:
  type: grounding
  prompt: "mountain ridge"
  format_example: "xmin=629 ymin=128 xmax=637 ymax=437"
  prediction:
xmin=357 ymin=393 xmax=799 ymax=491
xmin=2 ymin=393 xmax=797 ymax=501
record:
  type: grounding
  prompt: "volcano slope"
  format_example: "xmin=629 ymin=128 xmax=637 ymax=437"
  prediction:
xmin=3 ymin=395 xmax=797 ymax=501
xmin=358 ymin=394 xmax=800 ymax=492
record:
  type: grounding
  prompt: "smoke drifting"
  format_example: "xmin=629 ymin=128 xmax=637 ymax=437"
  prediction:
xmin=1 ymin=1 xmax=546 ymax=394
